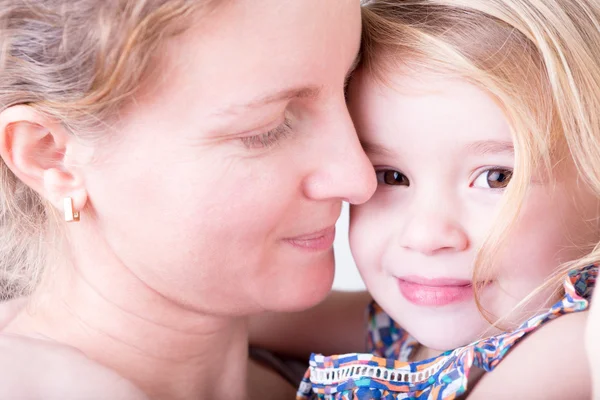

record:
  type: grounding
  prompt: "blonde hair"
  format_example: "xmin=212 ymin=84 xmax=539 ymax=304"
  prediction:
xmin=0 ymin=0 xmax=216 ymax=300
xmin=359 ymin=0 xmax=600 ymax=322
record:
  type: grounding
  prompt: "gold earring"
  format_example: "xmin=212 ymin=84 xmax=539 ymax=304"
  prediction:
xmin=64 ymin=197 xmax=80 ymax=222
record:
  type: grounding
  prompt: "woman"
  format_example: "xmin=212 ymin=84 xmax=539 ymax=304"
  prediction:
xmin=0 ymin=0 xmax=376 ymax=398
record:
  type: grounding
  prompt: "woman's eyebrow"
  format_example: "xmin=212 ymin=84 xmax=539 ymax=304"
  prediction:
xmin=211 ymin=85 xmax=322 ymax=117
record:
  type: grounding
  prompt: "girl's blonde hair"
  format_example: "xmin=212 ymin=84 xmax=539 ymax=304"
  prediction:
xmin=0 ymin=0 xmax=215 ymax=300
xmin=359 ymin=0 xmax=600 ymax=322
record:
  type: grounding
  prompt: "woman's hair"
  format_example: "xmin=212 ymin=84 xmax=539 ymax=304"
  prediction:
xmin=359 ymin=0 xmax=600 ymax=322
xmin=0 ymin=0 xmax=216 ymax=300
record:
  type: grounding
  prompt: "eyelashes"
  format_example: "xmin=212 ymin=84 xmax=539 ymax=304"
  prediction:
xmin=471 ymin=168 xmax=513 ymax=189
xmin=240 ymin=119 xmax=293 ymax=149
xmin=374 ymin=166 xmax=513 ymax=190
xmin=376 ymin=169 xmax=410 ymax=186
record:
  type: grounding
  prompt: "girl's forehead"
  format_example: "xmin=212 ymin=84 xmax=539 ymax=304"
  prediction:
xmin=348 ymin=68 xmax=513 ymax=154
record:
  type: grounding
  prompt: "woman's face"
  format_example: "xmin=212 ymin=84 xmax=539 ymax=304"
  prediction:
xmin=78 ymin=0 xmax=376 ymax=315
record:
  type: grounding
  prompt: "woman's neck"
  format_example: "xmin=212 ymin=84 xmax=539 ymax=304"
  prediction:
xmin=5 ymin=253 xmax=252 ymax=400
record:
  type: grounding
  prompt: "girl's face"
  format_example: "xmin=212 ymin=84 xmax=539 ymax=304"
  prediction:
xmin=348 ymin=68 xmax=599 ymax=350
xmin=77 ymin=0 xmax=376 ymax=315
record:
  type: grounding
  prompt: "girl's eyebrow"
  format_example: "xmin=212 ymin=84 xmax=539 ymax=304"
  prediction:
xmin=360 ymin=139 xmax=395 ymax=157
xmin=466 ymin=140 xmax=514 ymax=156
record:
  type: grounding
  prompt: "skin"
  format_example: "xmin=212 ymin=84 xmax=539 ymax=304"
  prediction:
xmin=587 ymin=300 xmax=600 ymax=399
xmin=0 ymin=1 xmax=377 ymax=399
xmin=348 ymin=68 xmax=599 ymax=356
xmin=249 ymin=43 xmax=599 ymax=400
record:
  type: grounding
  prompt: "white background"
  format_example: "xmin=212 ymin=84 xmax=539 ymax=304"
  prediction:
xmin=332 ymin=203 xmax=367 ymax=291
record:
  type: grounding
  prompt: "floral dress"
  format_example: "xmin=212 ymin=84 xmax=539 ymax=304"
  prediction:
xmin=297 ymin=266 xmax=597 ymax=400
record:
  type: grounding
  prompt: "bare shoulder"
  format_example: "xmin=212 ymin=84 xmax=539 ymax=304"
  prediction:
xmin=0 ymin=334 xmax=148 ymax=400
xmin=468 ymin=311 xmax=590 ymax=399
xmin=0 ymin=298 xmax=27 ymax=327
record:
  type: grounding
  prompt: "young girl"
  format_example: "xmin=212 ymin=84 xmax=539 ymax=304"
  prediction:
xmin=251 ymin=0 xmax=600 ymax=398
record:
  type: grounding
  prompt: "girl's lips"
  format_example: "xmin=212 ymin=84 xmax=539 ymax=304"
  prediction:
xmin=396 ymin=276 xmax=477 ymax=307
xmin=284 ymin=226 xmax=336 ymax=251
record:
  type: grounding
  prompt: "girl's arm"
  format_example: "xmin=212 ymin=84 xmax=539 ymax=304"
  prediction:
xmin=249 ymin=290 xmax=372 ymax=360
xmin=467 ymin=311 xmax=590 ymax=399
xmin=586 ymin=300 xmax=600 ymax=399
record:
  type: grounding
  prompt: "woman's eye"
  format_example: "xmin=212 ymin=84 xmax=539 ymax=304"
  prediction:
xmin=241 ymin=119 xmax=292 ymax=149
xmin=472 ymin=168 xmax=513 ymax=189
xmin=375 ymin=169 xmax=410 ymax=186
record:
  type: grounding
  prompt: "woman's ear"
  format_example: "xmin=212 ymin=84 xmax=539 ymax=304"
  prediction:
xmin=0 ymin=105 xmax=87 ymax=215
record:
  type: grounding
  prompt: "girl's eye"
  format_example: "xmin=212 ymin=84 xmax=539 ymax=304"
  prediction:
xmin=241 ymin=119 xmax=292 ymax=149
xmin=472 ymin=168 xmax=513 ymax=189
xmin=375 ymin=169 xmax=410 ymax=186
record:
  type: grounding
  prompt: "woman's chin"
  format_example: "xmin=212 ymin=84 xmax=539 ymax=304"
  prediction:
xmin=264 ymin=255 xmax=335 ymax=312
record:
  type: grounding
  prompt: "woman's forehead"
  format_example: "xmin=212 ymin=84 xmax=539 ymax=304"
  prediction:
xmin=128 ymin=0 xmax=362 ymax=127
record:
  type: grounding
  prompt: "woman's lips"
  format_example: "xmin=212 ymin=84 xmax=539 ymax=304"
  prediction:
xmin=284 ymin=226 xmax=336 ymax=251
xmin=396 ymin=276 xmax=478 ymax=307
